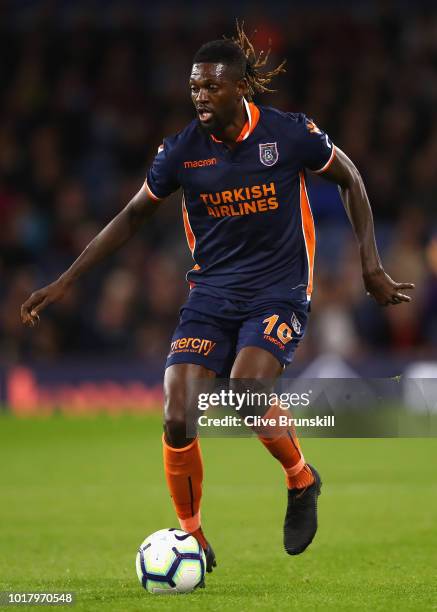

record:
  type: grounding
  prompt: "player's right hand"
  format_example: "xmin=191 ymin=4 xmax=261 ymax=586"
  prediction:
xmin=20 ymin=279 xmax=68 ymax=327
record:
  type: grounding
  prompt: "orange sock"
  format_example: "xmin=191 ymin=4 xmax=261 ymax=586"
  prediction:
xmin=189 ymin=526 xmax=208 ymax=550
xmin=258 ymin=405 xmax=314 ymax=489
xmin=162 ymin=434 xmax=204 ymax=535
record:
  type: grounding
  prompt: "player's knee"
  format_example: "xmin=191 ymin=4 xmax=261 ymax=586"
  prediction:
xmin=163 ymin=383 xmax=190 ymax=447
xmin=163 ymin=364 xmax=212 ymax=447
xmin=163 ymin=411 xmax=190 ymax=448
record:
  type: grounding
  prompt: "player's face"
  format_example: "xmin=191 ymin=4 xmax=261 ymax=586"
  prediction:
xmin=190 ymin=63 xmax=245 ymax=133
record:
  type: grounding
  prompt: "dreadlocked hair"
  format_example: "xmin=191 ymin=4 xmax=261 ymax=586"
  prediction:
xmin=232 ymin=21 xmax=286 ymax=100
xmin=193 ymin=21 xmax=286 ymax=101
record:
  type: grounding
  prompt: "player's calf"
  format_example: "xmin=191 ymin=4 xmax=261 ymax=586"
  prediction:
xmin=162 ymin=364 xmax=217 ymax=573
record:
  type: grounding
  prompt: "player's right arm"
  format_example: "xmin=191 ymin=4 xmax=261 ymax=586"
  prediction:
xmin=21 ymin=185 xmax=160 ymax=327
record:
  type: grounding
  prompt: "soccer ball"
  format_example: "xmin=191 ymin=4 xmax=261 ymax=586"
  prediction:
xmin=136 ymin=528 xmax=206 ymax=594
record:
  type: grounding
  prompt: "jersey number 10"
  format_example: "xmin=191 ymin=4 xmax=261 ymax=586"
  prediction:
xmin=262 ymin=315 xmax=293 ymax=344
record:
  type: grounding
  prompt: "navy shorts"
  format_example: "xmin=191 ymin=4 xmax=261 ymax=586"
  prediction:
xmin=166 ymin=289 xmax=310 ymax=376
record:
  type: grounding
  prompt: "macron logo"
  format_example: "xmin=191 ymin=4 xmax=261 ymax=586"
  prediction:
xmin=184 ymin=158 xmax=217 ymax=169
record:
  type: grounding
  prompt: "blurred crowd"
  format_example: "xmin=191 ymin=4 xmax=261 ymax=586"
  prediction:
xmin=1 ymin=1 xmax=437 ymax=367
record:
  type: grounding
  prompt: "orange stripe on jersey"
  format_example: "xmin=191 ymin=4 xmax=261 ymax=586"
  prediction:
xmin=299 ymin=171 xmax=316 ymax=298
xmin=143 ymin=178 xmax=162 ymax=201
xmin=182 ymin=194 xmax=200 ymax=287
xmin=314 ymin=145 xmax=336 ymax=174
xmin=182 ymin=194 xmax=196 ymax=256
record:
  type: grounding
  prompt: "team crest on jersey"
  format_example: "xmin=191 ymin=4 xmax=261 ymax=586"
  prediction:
xmin=259 ymin=142 xmax=279 ymax=167
xmin=290 ymin=312 xmax=302 ymax=335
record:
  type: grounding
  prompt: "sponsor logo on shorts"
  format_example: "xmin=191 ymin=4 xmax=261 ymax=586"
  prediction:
xmin=170 ymin=337 xmax=216 ymax=356
xmin=290 ymin=312 xmax=302 ymax=335
xmin=263 ymin=335 xmax=286 ymax=351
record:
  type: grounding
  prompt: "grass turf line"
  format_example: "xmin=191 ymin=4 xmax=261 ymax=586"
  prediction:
xmin=0 ymin=414 xmax=436 ymax=611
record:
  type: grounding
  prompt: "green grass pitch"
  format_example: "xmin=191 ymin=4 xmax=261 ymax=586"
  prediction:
xmin=0 ymin=414 xmax=436 ymax=611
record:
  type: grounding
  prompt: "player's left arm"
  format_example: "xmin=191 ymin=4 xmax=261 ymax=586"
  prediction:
xmin=321 ymin=146 xmax=415 ymax=306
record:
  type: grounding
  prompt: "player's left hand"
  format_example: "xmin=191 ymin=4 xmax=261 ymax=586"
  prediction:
xmin=363 ymin=268 xmax=415 ymax=306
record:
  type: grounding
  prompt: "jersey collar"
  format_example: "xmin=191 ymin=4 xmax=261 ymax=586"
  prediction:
xmin=211 ymin=98 xmax=260 ymax=144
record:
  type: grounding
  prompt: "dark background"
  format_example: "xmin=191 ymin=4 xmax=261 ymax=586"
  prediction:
xmin=1 ymin=0 xmax=437 ymax=375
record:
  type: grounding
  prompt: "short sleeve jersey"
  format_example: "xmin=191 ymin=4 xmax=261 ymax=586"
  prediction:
xmin=145 ymin=99 xmax=335 ymax=302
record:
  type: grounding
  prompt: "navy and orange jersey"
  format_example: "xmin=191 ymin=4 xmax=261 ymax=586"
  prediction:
xmin=144 ymin=99 xmax=336 ymax=302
